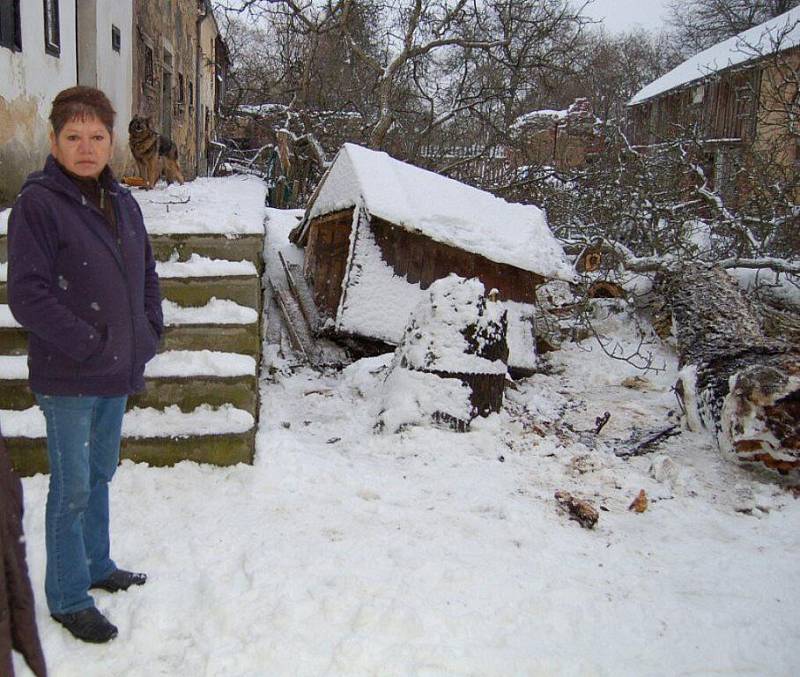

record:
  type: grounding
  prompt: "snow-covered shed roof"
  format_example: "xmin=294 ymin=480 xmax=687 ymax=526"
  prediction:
xmin=629 ymin=8 xmax=800 ymax=106
xmin=303 ymin=143 xmax=575 ymax=282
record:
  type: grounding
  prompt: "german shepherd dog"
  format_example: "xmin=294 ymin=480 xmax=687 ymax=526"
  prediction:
xmin=128 ymin=115 xmax=185 ymax=189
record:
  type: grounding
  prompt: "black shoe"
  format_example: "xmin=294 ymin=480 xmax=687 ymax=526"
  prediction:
xmin=90 ymin=569 xmax=147 ymax=593
xmin=51 ymin=607 xmax=118 ymax=643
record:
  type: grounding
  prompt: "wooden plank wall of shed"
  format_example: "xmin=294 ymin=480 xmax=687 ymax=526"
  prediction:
xmin=303 ymin=208 xmax=354 ymax=319
xmin=371 ymin=216 xmax=541 ymax=304
xmin=629 ymin=68 xmax=760 ymax=146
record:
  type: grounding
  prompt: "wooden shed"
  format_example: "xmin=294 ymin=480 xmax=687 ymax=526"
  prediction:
xmin=289 ymin=143 xmax=575 ymax=371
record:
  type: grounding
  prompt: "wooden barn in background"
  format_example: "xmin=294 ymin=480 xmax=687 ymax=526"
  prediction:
xmin=288 ymin=143 xmax=575 ymax=372
xmin=626 ymin=8 xmax=800 ymax=203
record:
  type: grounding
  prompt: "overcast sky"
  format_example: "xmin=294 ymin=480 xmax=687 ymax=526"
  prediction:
xmin=580 ymin=0 xmax=670 ymax=34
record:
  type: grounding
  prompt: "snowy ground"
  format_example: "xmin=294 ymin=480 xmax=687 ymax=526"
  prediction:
xmin=13 ymin=208 xmax=800 ymax=677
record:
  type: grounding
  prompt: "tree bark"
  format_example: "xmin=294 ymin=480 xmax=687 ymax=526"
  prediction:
xmin=668 ymin=264 xmax=800 ymax=478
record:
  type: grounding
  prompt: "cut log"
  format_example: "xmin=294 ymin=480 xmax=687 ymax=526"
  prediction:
xmin=378 ymin=276 xmax=508 ymax=432
xmin=667 ymin=264 xmax=800 ymax=478
xmin=554 ymin=491 xmax=599 ymax=529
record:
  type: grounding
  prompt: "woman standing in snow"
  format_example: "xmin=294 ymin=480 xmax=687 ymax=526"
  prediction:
xmin=7 ymin=87 xmax=163 ymax=644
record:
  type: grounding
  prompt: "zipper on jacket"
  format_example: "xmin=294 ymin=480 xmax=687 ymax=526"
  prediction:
xmin=110 ymin=196 xmax=139 ymax=390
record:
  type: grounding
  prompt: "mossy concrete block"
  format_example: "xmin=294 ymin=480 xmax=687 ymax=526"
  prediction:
xmin=121 ymin=431 xmax=256 ymax=466
xmin=6 ymin=438 xmax=48 ymax=476
xmin=160 ymin=277 xmax=261 ymax=310
xmin=3 ymin=376 xmax=258 ymax=413
xmin=0 ymin=236 xmax=6 ymax=262
xmin=162 ymin=324 xmax=260 ymax=356
xmin=2 ymin=323 xmax=260 ymax=358
xmin=0 ymin=379 xmax=34 ymax=409
xmin=0 ymin=283 xmax=6 ymax=304
xmin=0 ymin=327 xmax=27 ymax=355
xmin=149 ymin=234 xmax=264 ymax=270
xmin=7 ymin=431 xmax=256 ymax=476
xmin=130 ymin=376 xmax=258 ymax=412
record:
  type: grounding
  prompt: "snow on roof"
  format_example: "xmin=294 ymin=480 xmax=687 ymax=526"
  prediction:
xmin=511 ymin=109 xmax=570 ymax=129
xmin=629 ymin=8 xmax=800 ymax=106
xmin=306 ymin=143 xmax=575 ymax=281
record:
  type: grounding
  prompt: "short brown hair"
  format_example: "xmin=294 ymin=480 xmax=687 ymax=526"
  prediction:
xmin=49 ymin=86 xmax=116 ymax=136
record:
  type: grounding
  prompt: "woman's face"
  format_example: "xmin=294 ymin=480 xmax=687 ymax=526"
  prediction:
xmin=50 ymin=115 xmax=113 ymax=179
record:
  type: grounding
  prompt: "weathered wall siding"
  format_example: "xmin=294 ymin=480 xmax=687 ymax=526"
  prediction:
xmin=754 ymin=49 xmax=800 ymax=167
xmin=370 ymin=216 xmax=540 ymax=304
xmin=0 ymin=96 xmax=48 ymax=206
xmin=198 ymin=16 xmax=220 ymax=175
xmin=304 ymin=209 xmax=354 ymax=319
xmin=0 ymin=1 xmax=78 ymax=205
xmin=629 ymin=55 xmax=786 ymax=149
xmin=132 ymin=0 xmax=200 ymax=178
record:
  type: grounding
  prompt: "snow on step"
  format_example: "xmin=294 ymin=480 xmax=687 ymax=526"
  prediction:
xmin=156 ymin=253 xmax=257 ymax=278
xmin=145 ymin=350 xmax=256 ymax=378
xmin=162 ymin=298 xmax=258 ymax=325
xmin=0 ymin=355 xmax=26 ymax=378
xmin=0 ymin=262 xmax=6 ymax=282
xmin=0 ymin=404 xmax=254 ymax=439
xmin=0 ymin=351 xmax=255 ymax=380
xmin=0 ymin=305 xmax=20 ymax=328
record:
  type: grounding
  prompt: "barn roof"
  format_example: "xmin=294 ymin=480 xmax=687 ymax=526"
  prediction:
xmin=629 ymin=8 xmax=800 ymax=106
xmin=301 ymin=143 xmax=576 ymax=281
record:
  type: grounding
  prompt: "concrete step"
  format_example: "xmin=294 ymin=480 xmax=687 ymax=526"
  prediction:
xmin=0 ymin=374 xmax=258 ymax=412
xmin=5 ymin=431 xmax=256 ymax=475
xmin=160 ymin=276 xmax=261 ymax=310
xmin=0 ymin=323 xmax=260 ymax=358
xmin=0 ymin=275 xmax=262 ymax=309
xmin=0 ymin=233 xmax=263 ymax=268
xmin=149 ymin=234 xmax=264 ymax=269
xmin=1 ymin=401 xmax=257 ymax=475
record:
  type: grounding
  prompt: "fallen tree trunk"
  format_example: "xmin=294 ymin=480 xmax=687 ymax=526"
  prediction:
xmin=668 ymin=264 xmax=800 ymax=478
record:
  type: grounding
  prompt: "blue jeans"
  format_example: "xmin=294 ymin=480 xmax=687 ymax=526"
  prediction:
xmin=35 ymin=394 xmax=127 ymax=614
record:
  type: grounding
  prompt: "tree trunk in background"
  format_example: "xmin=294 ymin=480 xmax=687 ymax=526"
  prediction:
xmin=668 ymin=264 xmax=800 ymax=478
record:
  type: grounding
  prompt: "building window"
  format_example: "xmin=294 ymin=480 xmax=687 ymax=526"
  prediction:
xmin=112 ymin=24 xmax=121 ymax=52
xmin=188 ymin=81 xmax=194 ymax=109
xmin=175 ymin=72 xmax=185 ymax=117
xmin=0 ymin=0 xmax=22 ymax=51
xmin=143 ymin=44 xmax=155 ymax=85
xmin=43 ymin=0 xmax=60 ymax=57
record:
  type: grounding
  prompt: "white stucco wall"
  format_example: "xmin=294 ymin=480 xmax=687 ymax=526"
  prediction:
xmin=0 ymin=0 xmax=78 ymax=203
xmin=0 ymin=1 xmax=134 ymax=203
xmin=94 ymin=2 xmax=134 ymax=172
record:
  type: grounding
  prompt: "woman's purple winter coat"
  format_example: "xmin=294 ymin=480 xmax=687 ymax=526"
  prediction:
xmin=7 ymin=155 xmax=163 ymax=396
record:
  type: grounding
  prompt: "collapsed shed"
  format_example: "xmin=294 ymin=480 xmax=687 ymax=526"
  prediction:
xmin=289 ymin=143 xmax=575 ymax=372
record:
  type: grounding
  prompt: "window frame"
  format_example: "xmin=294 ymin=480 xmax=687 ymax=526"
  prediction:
xmin=143 ymin=43 xmax=155 ymax=86
xmin=0 ymin=0 xmax=22 ymax=52
xmin=111 ymin=24 xmax=121 ymax=53
xmin=43 ymin=0 xmax=60 ymax=57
